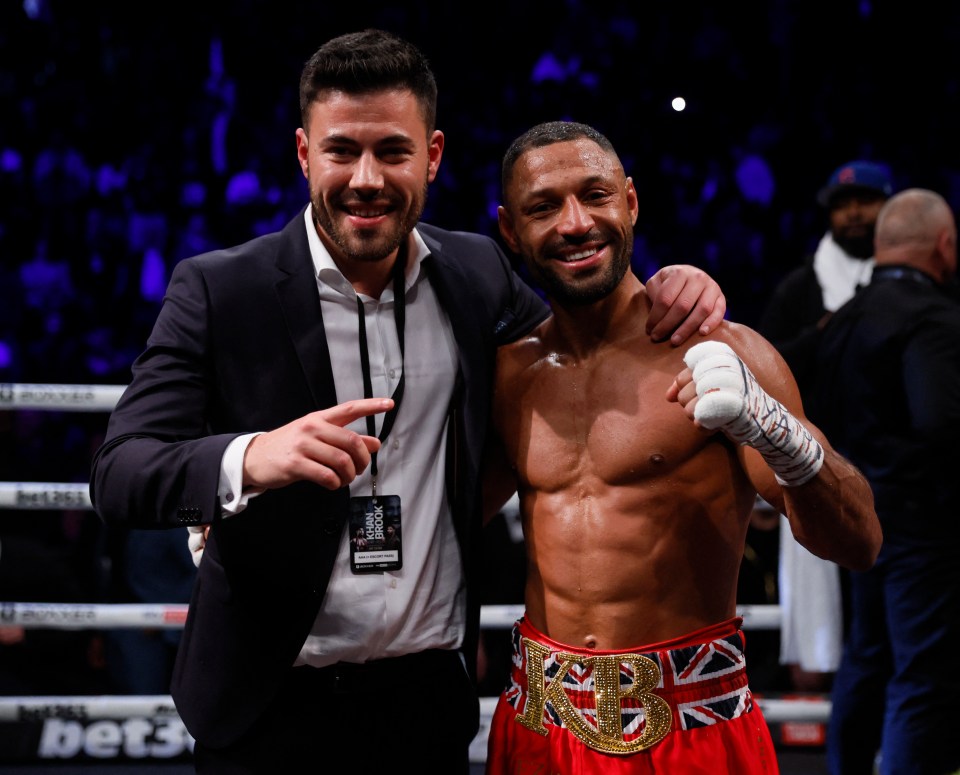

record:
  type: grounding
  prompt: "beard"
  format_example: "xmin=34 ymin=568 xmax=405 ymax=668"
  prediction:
xmin=832 ymin=223 xmax=876 ymax=259
xmin=311 ymin=180 xmax=429 ymax=263
xmin=528 ymin=228 xmax=633 ymax=306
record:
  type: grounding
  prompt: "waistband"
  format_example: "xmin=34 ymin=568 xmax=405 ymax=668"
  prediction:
xmin=503 ymin=617 xmax=755 ymax=755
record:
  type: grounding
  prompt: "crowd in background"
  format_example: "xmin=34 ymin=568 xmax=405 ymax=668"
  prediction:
xmin=1 ymin=0 xmax=959 ymax=699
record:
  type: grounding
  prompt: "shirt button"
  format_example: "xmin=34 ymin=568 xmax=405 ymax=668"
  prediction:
xmin=389 ymin=369 xmax=396 ymax=378
xmin=389 ymin=579 xmax=398 ymax=589
xmin=224 ymin=492 xmax=234 ymax=503
xmin=393 ymin=439 xmax=400 ymax=449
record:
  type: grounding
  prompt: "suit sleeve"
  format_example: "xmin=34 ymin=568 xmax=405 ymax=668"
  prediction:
xmin=488 ymin=240 xmax=550 ymax=345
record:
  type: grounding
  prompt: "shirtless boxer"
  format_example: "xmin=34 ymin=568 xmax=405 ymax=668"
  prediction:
xmin=482 ymin=121 xmax=882 ymax=774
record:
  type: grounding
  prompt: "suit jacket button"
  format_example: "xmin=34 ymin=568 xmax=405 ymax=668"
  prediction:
xmin=321 ymin=517 xmax=338 ymax=535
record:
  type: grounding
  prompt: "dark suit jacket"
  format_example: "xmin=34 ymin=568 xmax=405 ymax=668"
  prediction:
xmin=90 ymin=207 xmax=549 ymax=747
xmin=810 ymin=264 xmax=960 ymax=530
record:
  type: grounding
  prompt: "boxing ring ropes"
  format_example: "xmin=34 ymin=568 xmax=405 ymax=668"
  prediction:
xmin=0 ymin=382 xmax=831 ymax=765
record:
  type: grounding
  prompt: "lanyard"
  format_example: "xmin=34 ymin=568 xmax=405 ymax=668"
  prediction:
xmin=356 ymin=244 xmax=406 ymax=496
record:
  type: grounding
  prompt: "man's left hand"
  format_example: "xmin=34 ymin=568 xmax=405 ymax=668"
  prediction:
xmin=645 ymin=265 xmax=726 ymax=345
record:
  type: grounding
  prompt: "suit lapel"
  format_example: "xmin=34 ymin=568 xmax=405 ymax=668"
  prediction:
xmin=273 ymin=209 xmax=339 ymax=410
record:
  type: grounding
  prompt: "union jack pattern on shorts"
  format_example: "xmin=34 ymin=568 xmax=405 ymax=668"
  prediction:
xmin=503 ymin=618 xmax=755 ymax=744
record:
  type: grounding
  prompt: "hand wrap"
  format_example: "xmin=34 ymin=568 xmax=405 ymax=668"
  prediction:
xmin=684 ymin=341 xmax=823 ymax=487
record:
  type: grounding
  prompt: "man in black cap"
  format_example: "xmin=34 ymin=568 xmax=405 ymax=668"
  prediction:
xmin=755 ymin=160 xmax=894 ymax=697
xmin=759 ymin=160 xmax=895 ymax=397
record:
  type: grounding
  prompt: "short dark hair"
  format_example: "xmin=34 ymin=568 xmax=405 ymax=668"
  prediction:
xmin=299 ymin=29 xmax=438 ymax=133
xmin=502 ymin=121 xmax=620 ymax=196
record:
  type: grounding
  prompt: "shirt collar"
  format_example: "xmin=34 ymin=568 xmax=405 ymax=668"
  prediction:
xmin=302 ymin=206 xmax=429 ymax=297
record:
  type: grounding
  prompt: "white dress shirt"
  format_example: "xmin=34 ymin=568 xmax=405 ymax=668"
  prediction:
xmin=219 ymin=208 xmax=465 ymax=666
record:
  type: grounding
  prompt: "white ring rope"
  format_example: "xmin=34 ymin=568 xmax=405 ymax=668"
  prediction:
xmin=0 ymin=383 xmax=124 ymax=412
xmin=0 ymin=696 xmax=177 ymax=723
xmin=0 ymin=602 xmax=782 ymax=631
xmin=0 ymin=603 xmax=189 ymax=629
xmin=0 ymin=482 xmax=92 ymax=510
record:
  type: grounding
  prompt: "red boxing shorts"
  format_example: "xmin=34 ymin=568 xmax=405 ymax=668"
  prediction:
xmin=486 ymin=616 xmax=779 ymax=774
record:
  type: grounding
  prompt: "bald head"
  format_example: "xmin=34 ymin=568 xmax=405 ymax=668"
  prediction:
xmin=874 ymin=188 xmax=957 ymax=284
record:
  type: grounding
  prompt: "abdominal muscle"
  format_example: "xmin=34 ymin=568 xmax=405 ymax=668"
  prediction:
xmin=516 ymin=442 xmax=755 ymax=651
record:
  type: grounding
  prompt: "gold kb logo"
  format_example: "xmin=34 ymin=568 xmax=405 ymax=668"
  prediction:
xmin=515 ymin=639 xmax=672 ymax=755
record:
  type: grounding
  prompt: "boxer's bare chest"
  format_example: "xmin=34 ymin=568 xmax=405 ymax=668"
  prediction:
xmin=498 ymin=339 xmax=703 ymax=490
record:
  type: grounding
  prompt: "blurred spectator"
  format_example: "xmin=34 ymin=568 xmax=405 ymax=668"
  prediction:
xmin=19 ymin=233 xmax=74 ymax=312
xmin=759 ymin=159 xmax=894 ymax=395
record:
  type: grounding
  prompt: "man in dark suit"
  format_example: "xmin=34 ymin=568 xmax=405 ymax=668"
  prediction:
xmin=90 ymin=29 xmax=726 ymax=774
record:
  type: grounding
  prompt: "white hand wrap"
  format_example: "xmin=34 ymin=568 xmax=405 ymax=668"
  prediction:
xmin=187 ymin=526 xmax=206 ymax=568
xmin=684 ymin=341 xmax=824 ymax=487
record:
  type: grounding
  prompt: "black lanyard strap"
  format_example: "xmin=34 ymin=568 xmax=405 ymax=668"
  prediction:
xmin=356 ymin=243 xmax=407 ymax=484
